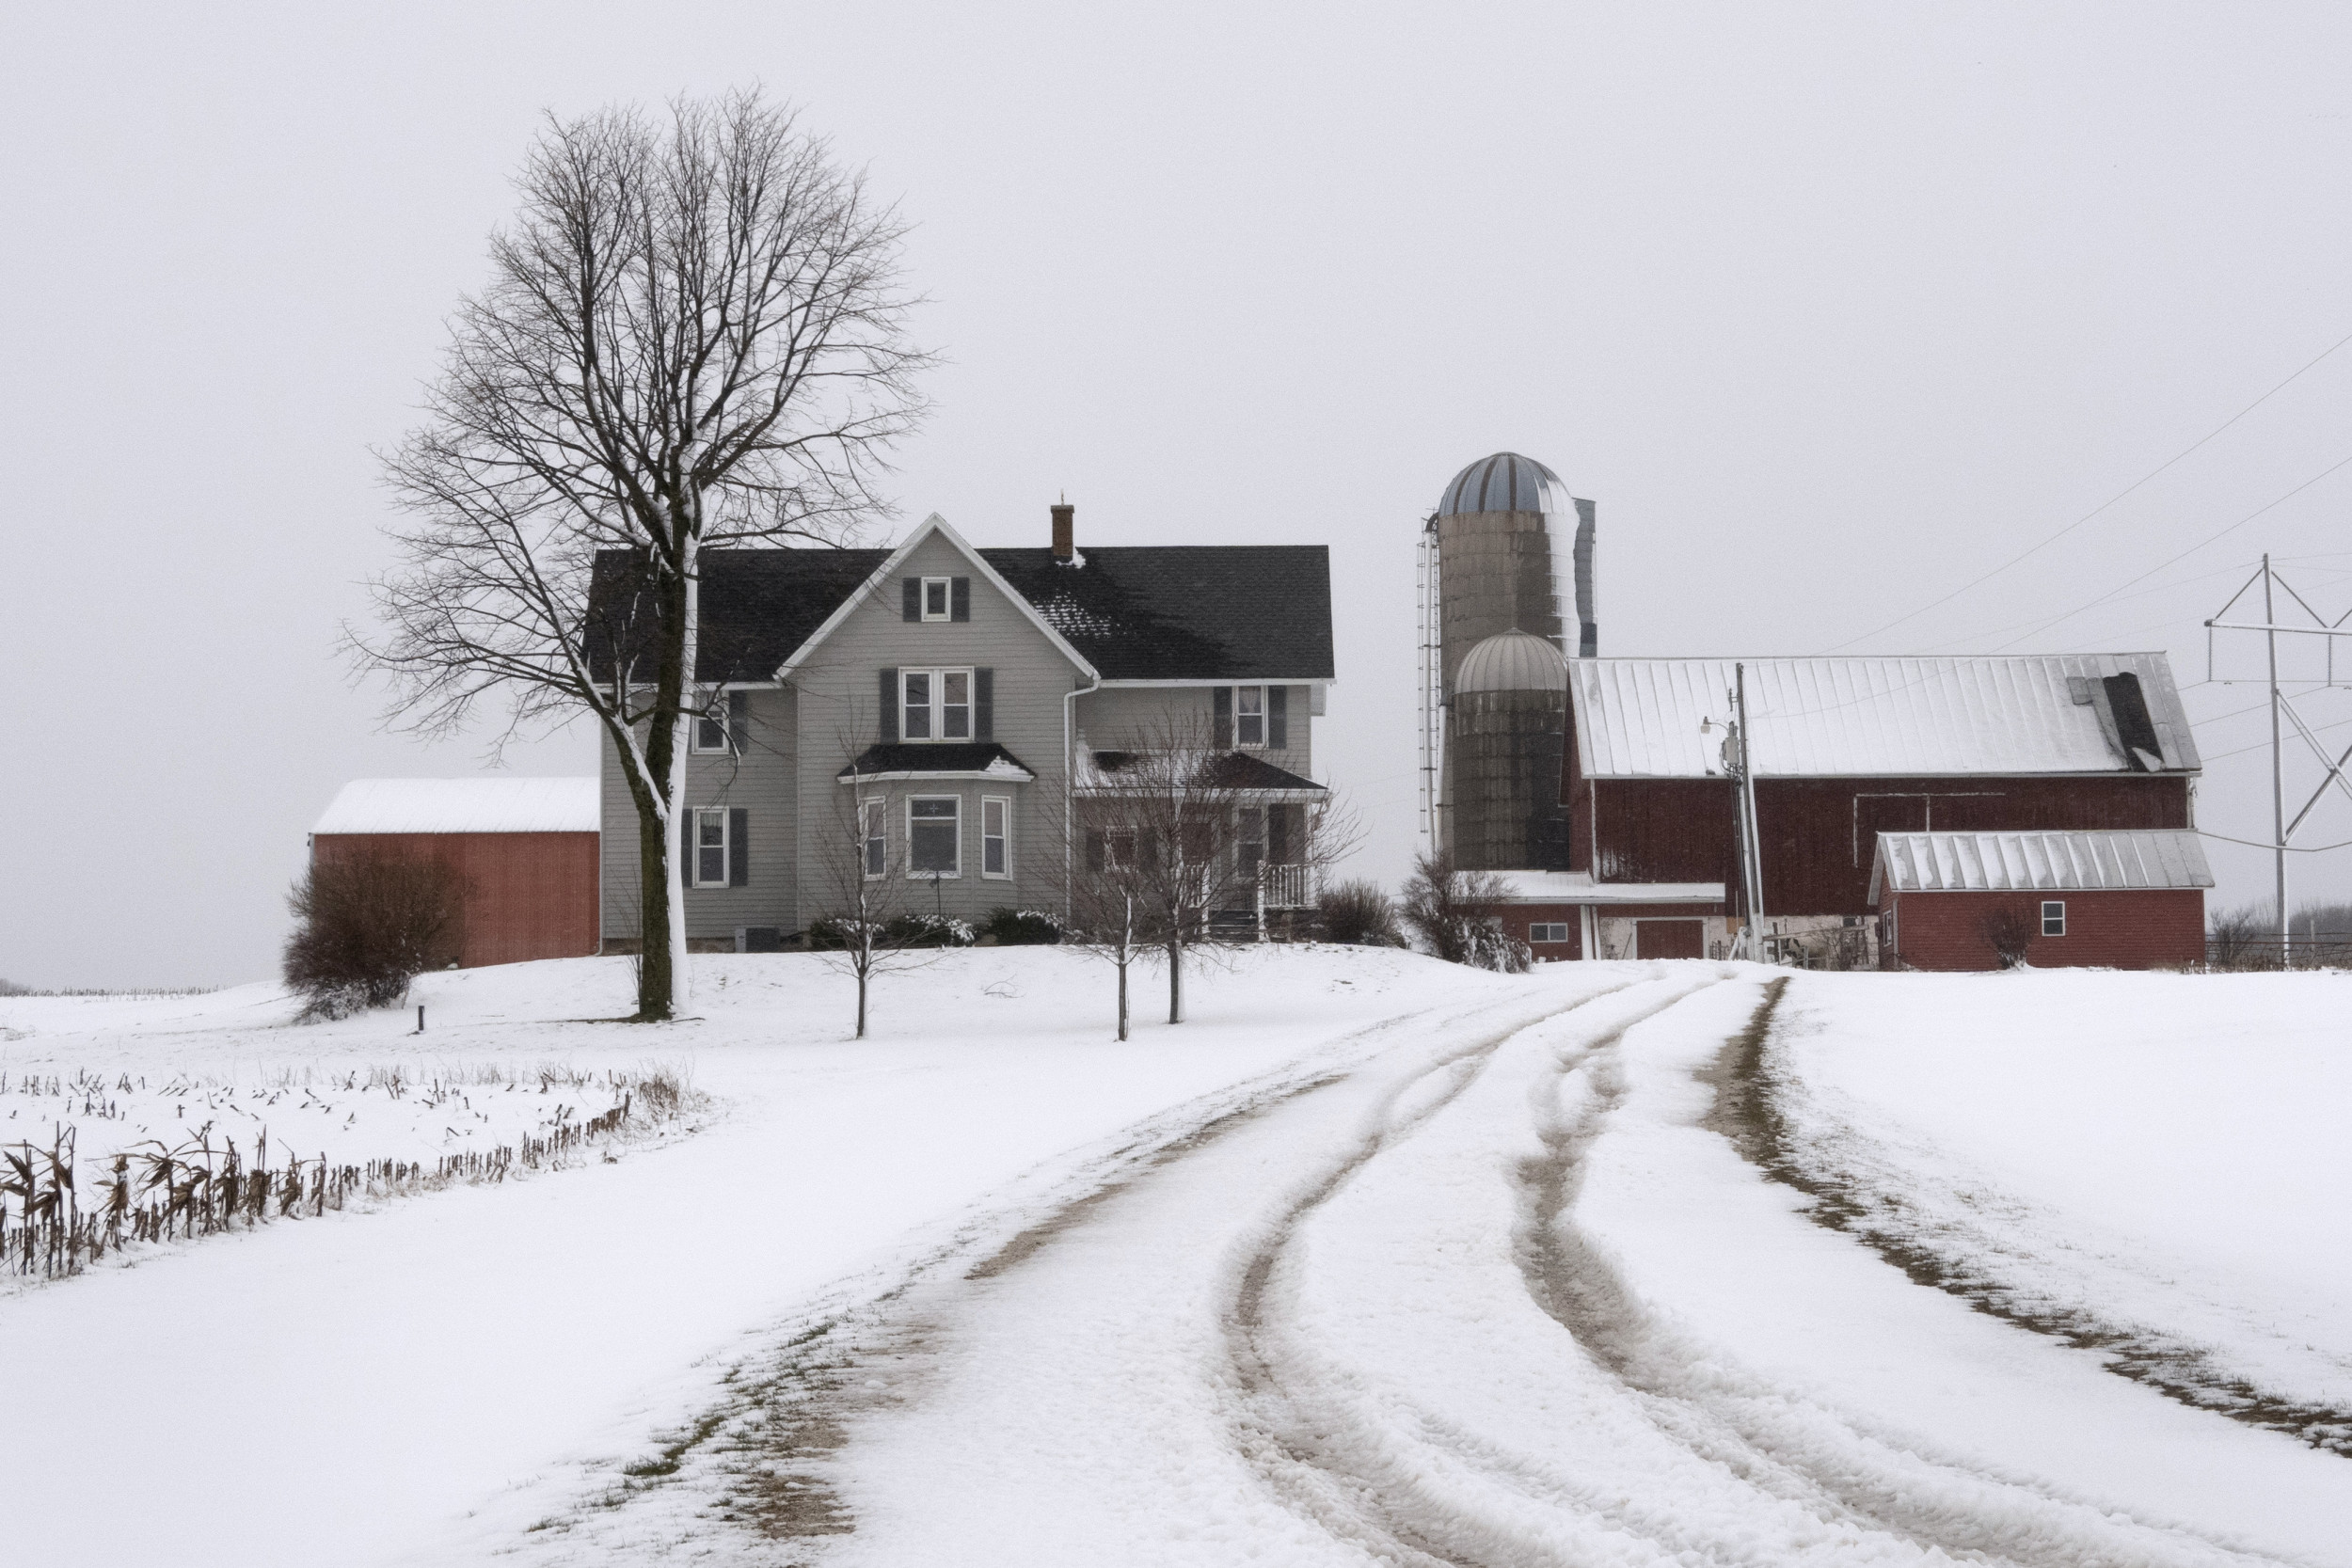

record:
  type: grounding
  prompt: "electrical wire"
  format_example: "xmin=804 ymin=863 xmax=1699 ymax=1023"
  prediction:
xmin=1823 ymin=325 xmax=2352 ymax=653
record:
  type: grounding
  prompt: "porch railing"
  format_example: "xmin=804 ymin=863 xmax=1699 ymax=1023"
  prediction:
xmin=1260 ymin=863 xmax=1311 ymax=910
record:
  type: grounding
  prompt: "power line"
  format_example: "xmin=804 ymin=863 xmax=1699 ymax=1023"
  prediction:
xmin=1984 ymin=450 xmax=2352 ymax=652
xmin=1823 ymin=325 xmax=2352 ymax=654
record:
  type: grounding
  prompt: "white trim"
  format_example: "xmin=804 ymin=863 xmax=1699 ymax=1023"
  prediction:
xmin=1090 ymin=677 xmax=1336 ymax=688
xmin=691 ymin=806 xmax=731 ymax=889
xmin=906 ymin=794 xmax=961 ymax=879
xmin=2042 ymin=899 xmax=2066 ymax=937
xmin=690 ymin=710 xmax=731 ymax=754
xmin=772 ymin=515 xmax=1099 ymax=681
xmin=1232 ymin=684 xmax=1267 ymax=749
xmin=838 ymin=767 xmax=1035 ymax=784
xmin=900 ymin=666 xmax=976 ymax=742
xmin=1529 ymin=922 xmax=1572 ymax=944
xmin=920 ymin=575 xmax=953 ymax=622
xmin=981 ymin=794 xmax=1011 ymax=879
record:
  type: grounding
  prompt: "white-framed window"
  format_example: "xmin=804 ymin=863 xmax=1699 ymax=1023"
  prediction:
xmin=909 ymin=796 xmax=961 ymax=877
xmin=1530 ymin=922 xmax=1571 ymax=944
xmin=2042 ymin=900 xmax=2066 ymax=937
xmin=860 ymin=799 xmax=887 ymax=879
xmin=692 ymin=712 xmax=729 ymax=752
xmin=693 ymin=808 xmax=729 ymax=888
xmin=1235 ymin=685 xmax=1266 ymax=747
xmin=982 ymin=795 xmax=1010 ymax=878
xmin=920 ymin=576 xmax=953 ymax=622
xmin=901 ymin=668 xmax=973 ymax=742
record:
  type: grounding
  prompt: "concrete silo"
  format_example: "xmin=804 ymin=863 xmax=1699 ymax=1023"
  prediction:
xmin=1416 ymin=451 xmax=1593 ymax=864
xmin=1450 ymin=629 xmax=1572 ymax=872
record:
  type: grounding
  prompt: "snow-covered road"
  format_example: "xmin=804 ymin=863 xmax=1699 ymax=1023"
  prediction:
xmin=8 ymin=955 xmax=2348 ymax=1565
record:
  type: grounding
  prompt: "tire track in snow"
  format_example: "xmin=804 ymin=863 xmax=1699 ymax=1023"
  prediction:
xmin=1711 ymin=978 xmax=2352 ymax=1460
xmin=1514 ymin=977 xmax=2292 ymax=1568
xmin=491 ymin=987 xmax=1585 ymax=1566
xmin=1218 ymin=974 xmax=1717 ymax=1567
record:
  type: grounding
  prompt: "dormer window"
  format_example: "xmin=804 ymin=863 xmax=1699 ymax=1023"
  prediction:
xmin=921 ymin=577 xmax=952 ymax=622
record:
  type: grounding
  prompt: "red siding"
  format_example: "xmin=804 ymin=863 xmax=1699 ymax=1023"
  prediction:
xmin=311 ymin=832 xmax=599 ymax=968
xmin=1882 ymin=888 xmax=2205 ymax=972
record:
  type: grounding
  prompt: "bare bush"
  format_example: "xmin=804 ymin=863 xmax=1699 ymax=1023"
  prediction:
xmin=1317 ymin=879 xmax=1403 ymax=946
xmin=282 ymin=852 xmax=469 ymax=1019
xmin=1978 ymin=903 xmax=2036 ymax=969
xmin=1400 ymin=849 xmax=1529 ymax=973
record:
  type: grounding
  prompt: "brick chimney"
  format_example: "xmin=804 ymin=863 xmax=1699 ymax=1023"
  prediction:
xmin=1051 ymin=499 xmax=1075 ymax=562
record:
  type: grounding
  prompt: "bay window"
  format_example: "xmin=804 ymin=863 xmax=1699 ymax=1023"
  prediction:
xmin=909 ymin=797 xmax=961 ymax=877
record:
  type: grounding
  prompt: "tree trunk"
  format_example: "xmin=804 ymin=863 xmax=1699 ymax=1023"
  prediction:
xmin=1116 ymin=952 xmax=1129 ymax=1041
xmin=856 ymin=954 xmax=869 ymax=1039
xmin=635 ymin=797 xmax=675 ymax=1020
xmin=1167 ymin=938 xmax=1184 ymax=1024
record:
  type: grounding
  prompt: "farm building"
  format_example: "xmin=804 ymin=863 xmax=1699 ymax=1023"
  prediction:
xmin=1869 ymin=829 xmax=2215 ymax=971
xmin=309 ymin=778 xmax=600 ymax=968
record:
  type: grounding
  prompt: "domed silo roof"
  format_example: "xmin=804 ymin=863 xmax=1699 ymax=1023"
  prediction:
xmin=1455 ymin=628 xmax=1568 ymax=694
xmin=1438 ymin=451 xmax=1567 ymax=516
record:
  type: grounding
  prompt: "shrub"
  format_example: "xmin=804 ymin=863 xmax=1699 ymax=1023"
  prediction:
xmin=881 ymin=912 xmax=976 ymax=948
xmin=1399 ymin=850 xmax=1529 ymax=974
xmin=1978 ymin=904 xmax=2036 ymax=969
xmin=282 ymin=851 xmax=468 ymax=1020
xmin=1317 ymin=880 xmax=1403 ymax=946
xmin=803 ymin=916 xmax=881 ymax=951
xmin=981 ymin=907 xmax=1064 ymax=945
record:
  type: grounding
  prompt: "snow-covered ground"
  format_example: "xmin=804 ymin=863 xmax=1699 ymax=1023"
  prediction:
xmin=6 ymin=956 xmax=2348 ymax=1566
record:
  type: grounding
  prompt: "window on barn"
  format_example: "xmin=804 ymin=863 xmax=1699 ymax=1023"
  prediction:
xmin=861 ymin=800 xmax=887 ymax=879
xmin=1530 ymin=923 xmax=1571 ymax=943
xmin=982 ymin=796 xmax=1009 ymax=878
xmin=2042 ymin=900 xmax=2066 ymax=937
xmin=909 ymin=797 xmax=961 ymax=877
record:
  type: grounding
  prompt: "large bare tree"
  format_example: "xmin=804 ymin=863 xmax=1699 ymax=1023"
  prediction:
xmin=1070 ymin=715 xmax=1357 ymax=1027
xmin=354 ymin=90 xmax=928 ymax=1020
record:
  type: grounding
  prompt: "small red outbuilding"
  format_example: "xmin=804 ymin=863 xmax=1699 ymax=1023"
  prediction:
xmin=310 ymin=778 xmax=600 ymax=968
xmin=1869 ymin=829 xmax=2213 ymax=972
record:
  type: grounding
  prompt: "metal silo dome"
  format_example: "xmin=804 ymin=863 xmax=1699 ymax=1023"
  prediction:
xmin=1437 ymin=451 xmax=1568 ymax=517
xmin=1456 ymin=629 xmax=1568 ymax=694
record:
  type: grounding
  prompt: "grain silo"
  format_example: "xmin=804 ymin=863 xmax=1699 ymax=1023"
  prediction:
xmin=1450 ymin=630 xmax=1572 ymax=871
xmin=1416 ymin=451 xmax=1593 ymax=862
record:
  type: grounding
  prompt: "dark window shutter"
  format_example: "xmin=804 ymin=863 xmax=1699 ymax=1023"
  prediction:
xmin=680 ymin=807 xmax=695 ymax=888
xmin=1086 ymin=830 xmax=1105 ymax=873
xmin=726 ymin=689 xmax=749 ymax=752
xmin=879 ymin=668 xmax=898 ymax=741
xmin=951 ymin=577 xmax=971 ymax=622
xmin=1213 ymin=687 xmax=1232 ymax=748
xmin=1270 ymin=803 xmax=1292 ymax=864
xmin=728 ymin=808 xmax=749 ymax=887
xmin=975 ymin=668 xmax=993 ymax=740
xmin=1268 ymin=685 xmax=1288 ymax=750
xmin=902 ymin=578 xmax=921 ymax=621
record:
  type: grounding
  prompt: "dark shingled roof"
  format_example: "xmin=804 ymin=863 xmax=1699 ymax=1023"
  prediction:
xmin=1090 ymin=751 xmax=1327 ymax=794
xmin=837 ymin=743 xmax=1037 ymax=780
xmin=586 ymin=543 xmax=1333 ymax=684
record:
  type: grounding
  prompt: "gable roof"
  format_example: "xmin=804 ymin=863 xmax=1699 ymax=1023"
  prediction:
xmin=1868 ymin=829 xmax=2215 ymax=899
xmin=584 ymin=530 xmax=1333 ymax=685
xmin=312 ymin=778 xmax=598 ymax=835
xmin=1570 ymin=655 xmax=2201 ymax=780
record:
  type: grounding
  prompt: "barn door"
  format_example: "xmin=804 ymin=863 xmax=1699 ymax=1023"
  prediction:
xmin=1634 ymin=919 xmax=1704 ymax=959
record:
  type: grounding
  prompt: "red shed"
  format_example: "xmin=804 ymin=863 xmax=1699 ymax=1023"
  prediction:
xmin=310 ymin=779 xmax=599 ymax=968
xmin=1869 ymin=829 xmax=2213 ymax=972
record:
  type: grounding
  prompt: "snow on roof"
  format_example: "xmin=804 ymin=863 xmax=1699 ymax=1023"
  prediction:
xmin=1869 ymin=829 xmax=2215 ymax=898
xmin=311 ymin=778 xmax=599 ymax=835
xmin=1487 ymin=871 xmax=1724 ymax=906
xmin=1569 ymin=655 xmax=2200 ymax=779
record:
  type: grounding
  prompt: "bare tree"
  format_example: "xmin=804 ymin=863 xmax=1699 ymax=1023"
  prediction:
xmin=1400 ymin=848 xmax=1529 ymax=973
xmin=811 ymin=757 xmax=936 ymax=1038
xmin=284 ymin=849 xmax=469 ymax=1019
xmin=1978 ymin=903 xmax=2036 ymax=969
xmin=352 ymin=89 xmax=929 ymax=1022
xmin=1071 ymin=714 xmax=1358 ymax=1026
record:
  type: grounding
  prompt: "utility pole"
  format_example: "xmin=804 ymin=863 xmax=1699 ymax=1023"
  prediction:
xmin=1726 ymin=663 xmax=1767 ymax=962
xmin=2265 ymin=555 xmax=2288 ymax=967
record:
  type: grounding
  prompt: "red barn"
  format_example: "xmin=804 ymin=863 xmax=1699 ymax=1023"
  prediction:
xmin=1869 ymin=829 xmax=2213 ymax=971
xmin=309 ymin=779 xmax=599 ymax=968
xmin=1519 ymin=655 xmax=2204 ymax=966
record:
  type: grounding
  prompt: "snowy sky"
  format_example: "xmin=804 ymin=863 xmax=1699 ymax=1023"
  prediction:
xmin=8 ymin=2 xmax=2352 ymax=988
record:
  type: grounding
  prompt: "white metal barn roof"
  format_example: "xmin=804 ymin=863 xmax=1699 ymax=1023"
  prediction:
xmin=1568 ymin=655 xmax=2200 ymax=779
xmin=311 ymin=778 xmax=599 ymax=835
xmin=1868 ymin=829 xmax=2215 ymax=900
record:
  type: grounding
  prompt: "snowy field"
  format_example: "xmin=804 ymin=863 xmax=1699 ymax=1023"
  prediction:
xmin=5 ymin=955 xmax=2349 ymax=1566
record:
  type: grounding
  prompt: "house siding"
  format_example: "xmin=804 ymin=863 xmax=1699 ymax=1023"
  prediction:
xmin=1882 ymin=887 xmax=2205 ymax=971
xmin=600 ymin=685 xmax=800 ymax=943
xmin=1078 ymin=683 xmax=1313 ymax=780
xmin=787 ymin=531 xmax=1085 ymax=929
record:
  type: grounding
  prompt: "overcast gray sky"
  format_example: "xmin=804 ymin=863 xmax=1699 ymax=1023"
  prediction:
xmin=8 ymin=3 xmax=2352 ymax=988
